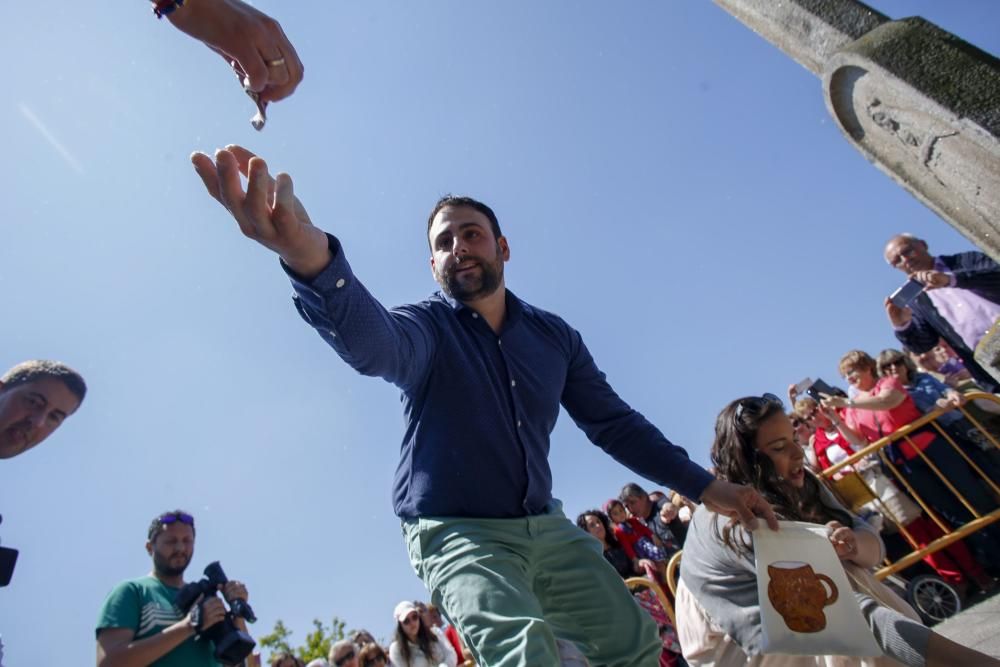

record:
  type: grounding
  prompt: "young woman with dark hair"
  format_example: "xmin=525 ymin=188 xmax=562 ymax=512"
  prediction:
xmin=675 ymin=394 xmax=999 ymax=667
xmin=576 ymin=509 xmax=639 ymax=579
xmin=388 ymin=600 xmax=457 ymax=667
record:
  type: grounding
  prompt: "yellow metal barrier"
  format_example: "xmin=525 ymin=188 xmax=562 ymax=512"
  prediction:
xmin=818 ymin=391 xmax=1000 ymax=580
xmin=625 ymin=576 xmax=676 ymax=627
xmin=666 ymin=550 xmax=683 ymax=598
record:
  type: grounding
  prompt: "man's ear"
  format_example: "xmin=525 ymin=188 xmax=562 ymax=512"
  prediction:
xmin=145 ymin=540 xmax=154 ymax=556
xmin=498 ymin=236 xmax=510 ymax=261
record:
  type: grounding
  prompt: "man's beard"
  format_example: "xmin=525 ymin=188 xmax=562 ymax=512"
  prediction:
xmin=153 ymin=550 xmax=191 ymax=578
xmin=436 ymin=247 xmax=504 ymax=301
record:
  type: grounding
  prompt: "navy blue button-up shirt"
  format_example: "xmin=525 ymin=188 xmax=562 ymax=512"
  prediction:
xmin=285 ymin=235 xmax=714 ymax=519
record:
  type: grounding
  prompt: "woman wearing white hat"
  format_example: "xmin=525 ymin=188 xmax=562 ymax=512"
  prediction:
xmin=389 ymin=601 xmax=457 ymax=667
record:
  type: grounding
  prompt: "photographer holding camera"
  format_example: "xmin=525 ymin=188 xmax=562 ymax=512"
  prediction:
xmin=95 ymin=510 xmax=255 ymax=667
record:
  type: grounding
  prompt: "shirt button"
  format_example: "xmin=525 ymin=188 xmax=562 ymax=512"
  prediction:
xmin=517 ymin=420 xmax=522 ymax=428
xmin=472 ymin=312 xmax=479 ymax=319
xmin=335 ymin=278 xmax=346 ymax=288
xmin=511 ymin=380 xmax=516 ymax=387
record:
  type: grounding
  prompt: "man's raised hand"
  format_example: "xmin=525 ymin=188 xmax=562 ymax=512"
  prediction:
xmin=191 ymin=145 xmax=331 ymax=279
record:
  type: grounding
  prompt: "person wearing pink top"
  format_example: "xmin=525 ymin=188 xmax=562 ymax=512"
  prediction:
xmin=822 ymin=350 xmax=1000 ymax=571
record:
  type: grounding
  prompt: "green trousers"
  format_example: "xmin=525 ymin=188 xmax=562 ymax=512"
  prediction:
xmin=402 ymin=501 xmax=662 ymax=667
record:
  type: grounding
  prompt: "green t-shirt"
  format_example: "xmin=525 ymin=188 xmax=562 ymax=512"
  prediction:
xmin=96 ymin=575 xmax=219 ymax=667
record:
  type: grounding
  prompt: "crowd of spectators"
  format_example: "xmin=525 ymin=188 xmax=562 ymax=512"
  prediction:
xmin=786 ymin=341 xmax=1000 ymax=598
xmin=576 ymin=483 xmax=696 ymax=666
xmin=263 ymin=600 xmax=470 ymax=667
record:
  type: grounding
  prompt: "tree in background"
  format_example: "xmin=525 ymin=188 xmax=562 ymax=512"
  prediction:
xmin=258 ymin=617 xmax=348 ymax=662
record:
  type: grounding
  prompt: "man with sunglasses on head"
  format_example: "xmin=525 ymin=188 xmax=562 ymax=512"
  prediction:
xmin=95 ymin=510 xmax=252 ymax=666
xmin=191 ymin=146 xmax=778 ymax=667
xmin=884 ymin=233 xmax=1000 ymax=392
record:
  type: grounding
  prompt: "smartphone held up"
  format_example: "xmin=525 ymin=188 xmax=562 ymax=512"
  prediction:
xmin=889 ymin=278 xmax=925 ymax=309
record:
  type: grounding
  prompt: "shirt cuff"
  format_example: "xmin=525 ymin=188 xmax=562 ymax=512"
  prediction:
xmin=280 ymin=234 xmax=354 ymax=305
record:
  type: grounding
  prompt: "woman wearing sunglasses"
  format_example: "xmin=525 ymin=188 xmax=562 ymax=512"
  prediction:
xmin=389 ymin=600 xmax=457 ymax=667
xmin=876 ymin=348 xmax=1000 ymax=479
xmin=674 ymin=394 xmax=999 ymax=666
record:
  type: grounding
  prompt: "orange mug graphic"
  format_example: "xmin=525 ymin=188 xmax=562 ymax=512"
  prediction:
xmin=767 ymin=561 xmax=839 ymax=633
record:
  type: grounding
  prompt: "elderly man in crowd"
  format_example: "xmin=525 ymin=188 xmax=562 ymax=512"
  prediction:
xmin=620 ymin=482 xmax=687 ymax=554
xmin=884 ymin=233 xmax=1000 ymax=391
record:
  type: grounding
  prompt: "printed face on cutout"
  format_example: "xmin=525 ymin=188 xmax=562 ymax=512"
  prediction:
xmin=0 ymin=378 xmax=81 ymax=459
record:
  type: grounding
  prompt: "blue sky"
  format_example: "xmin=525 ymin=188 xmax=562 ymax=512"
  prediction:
xmin=3 ymin=1 xmax=999 ymax=662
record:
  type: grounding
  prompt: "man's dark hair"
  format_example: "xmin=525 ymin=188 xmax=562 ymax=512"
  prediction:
xmin=619 ymin=482 xmax=648 ymax=502
xmin=426 ymin=195 xmax=503 ymax=249
xmin=1 ymin=360 xmax=87 ymax=404
xmin=147 ymin=509 xmax=196 ymax=542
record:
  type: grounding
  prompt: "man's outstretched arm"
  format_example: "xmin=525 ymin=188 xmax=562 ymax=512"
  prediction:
xmin=191 ymin=146 xmax=435 ymax=387
xmin=561 ymin=330 xmax=778 ymax=532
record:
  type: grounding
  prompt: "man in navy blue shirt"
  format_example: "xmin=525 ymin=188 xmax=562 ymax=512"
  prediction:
xmin=192 ymin=145 xmax=778 ymax=666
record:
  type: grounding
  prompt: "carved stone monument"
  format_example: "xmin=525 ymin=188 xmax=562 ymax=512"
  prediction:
xmin=715 ymin=0 xmax=1000 ymax=382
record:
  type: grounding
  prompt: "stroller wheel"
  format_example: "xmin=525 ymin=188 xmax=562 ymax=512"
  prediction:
xmin=906 ymin=574 xmax=962 ymax=625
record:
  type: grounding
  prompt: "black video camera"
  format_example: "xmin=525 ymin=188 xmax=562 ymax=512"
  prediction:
xmin=175 ymin=561 xmax=257 ymax=664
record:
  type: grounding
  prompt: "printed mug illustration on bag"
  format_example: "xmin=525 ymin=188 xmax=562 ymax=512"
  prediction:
xmin=767 ymin=561 xmax=839 ymax=633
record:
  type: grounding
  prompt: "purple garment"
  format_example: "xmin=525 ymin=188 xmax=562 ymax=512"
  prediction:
xmin=926 ymin=257 xmax=1000 ymax=350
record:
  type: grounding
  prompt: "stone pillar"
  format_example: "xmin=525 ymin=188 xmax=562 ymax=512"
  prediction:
xmin=714 ymin=0 xmax=1000 ymax=260
xmin=715 ymin=0 xmax=1000 ymax=385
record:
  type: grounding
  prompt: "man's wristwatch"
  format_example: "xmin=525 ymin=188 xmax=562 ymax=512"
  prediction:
xmin=187 ymin=604 xmax=201 ymax=634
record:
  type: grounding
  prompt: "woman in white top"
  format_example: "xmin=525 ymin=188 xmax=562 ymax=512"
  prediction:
xmin=388 ymin=600 xmax=457 ymax=667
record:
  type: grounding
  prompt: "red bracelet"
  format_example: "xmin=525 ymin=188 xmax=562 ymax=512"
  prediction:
xmin=151 ymin=0 xmax=185 ymax=19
